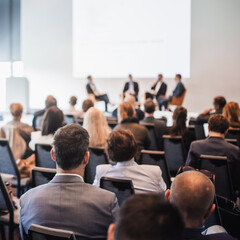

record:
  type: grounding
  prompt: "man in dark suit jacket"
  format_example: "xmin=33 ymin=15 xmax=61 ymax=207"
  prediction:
xmin=186 ymin=115 xmax=240 ymax=192
xmin=86 ymin=75 xmax=110 ymax=112
xmin=123 ymin=74 xmax=139 ymax=101
xmin=20 ymin=124 xmax=118 ymax=239
xmin=166 ymin=171 xmax=237 ymax=240
xmin=158 ymin=74 xmax=185 ymax=110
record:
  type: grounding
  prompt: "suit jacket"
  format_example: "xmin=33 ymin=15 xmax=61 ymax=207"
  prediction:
xmin=93 ymin=160 xmax=166 ymax=194
xmin=186 ymin=137 xmax=240 ymax=191
xmin=20 ymin=174 xmax=118 ymax=239
xmin=172 ymin=81 xmax=185 ymax=97
xmin=123 ymin=81 xmax=139 ymax=97
xmin=151 ymin=81 xmax=167 ymax=98
xmin=86 ymin=83 xmax=95 ymax=95
xmin=196 ymin=110 xmax=222 ymax=124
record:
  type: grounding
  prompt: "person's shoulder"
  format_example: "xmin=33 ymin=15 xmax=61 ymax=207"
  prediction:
xmin=96 ymin=164 xmax=112 ymax=173
xmin=139 ymin=164 xmax=161 ymax=174
xmin=33 ymin=109 xmax=45 ymax=117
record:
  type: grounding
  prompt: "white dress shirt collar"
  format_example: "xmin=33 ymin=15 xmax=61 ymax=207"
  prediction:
xmin=115 ymin=159 xmax=137 ymax=167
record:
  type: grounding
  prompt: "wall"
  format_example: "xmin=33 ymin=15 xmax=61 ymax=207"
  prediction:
xmin=21 ymin=0 xmax=240 ymax=112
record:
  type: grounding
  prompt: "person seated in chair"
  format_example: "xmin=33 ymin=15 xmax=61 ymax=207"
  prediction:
xmin=123 ymin=74 xmax=139 ymax=101
xmin=222 ymin=102 xmax=240 ymax=128
xmin=166 ymin=171 xmax=237 ymax=240
xmin=186 ymin=115 xmax=240 ymax=193
xmin=93 ymin=129 xmax=166 ymax=194
xmin=64 ymin=96 xmax=82 ymax=117
xmin=86 ymin=75 xmax=110 ymax=112
xmin=158 ymin=74 xmax=185 ymax=110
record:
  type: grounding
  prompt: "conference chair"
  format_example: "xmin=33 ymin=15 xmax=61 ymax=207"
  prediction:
xmin=32 ymin=167 xmax=56 ymax=187
xmin=225 ymin=128 xmax=240 ymax=147
xmin=225 ymin=138 xmax=238 ymax=146
xmin=168 ymin=89 xmax=187 ymax=107
xmin=139 ymin=150 xmax=171 ymax=189
xmin=0 ymin=139 xmax=30 ymax=197
xmin=75 ymin=117 xmax=84 ymax=126
xmin=187 ymin=125 xmax=197 ymax=141
xmin=163 ymin=135 xmax=187 ymax=176
xmin=188 ymin=119 xmax=206 ymax=140
xmin=84 ymin=147 xmax=108 ymax=184
xmin=64 ymin=114 xmax=75 ymax=125
xmin=100 ymin=177 xmax=134 ymax=206
xmin=107 ymin=117 xmax=118 ymax=129
xmin=35 ymin=144 xmax=56 ymax=169
xmin=199 ymin=155 xmax=235 ymax=201
xmin=0 ymin=174 xmax=20 ymax=240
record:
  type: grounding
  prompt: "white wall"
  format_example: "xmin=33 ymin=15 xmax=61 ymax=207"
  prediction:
xmin=21 ymin=0 xmax=240 ymax=112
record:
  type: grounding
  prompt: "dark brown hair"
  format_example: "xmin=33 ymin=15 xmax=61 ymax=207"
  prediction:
xmin=144 ymin=99 xmax=155 ymax=114
xmin=170 ymin=106 xmax=187 ymax=136
xmin=208 ymin=114 xmax=229 ymax=134
xmin=82 ymin=99 xmax=94 ymax=113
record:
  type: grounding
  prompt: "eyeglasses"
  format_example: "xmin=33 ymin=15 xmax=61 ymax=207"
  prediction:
xmin=177 ymin=166 xmax=215 ymax=184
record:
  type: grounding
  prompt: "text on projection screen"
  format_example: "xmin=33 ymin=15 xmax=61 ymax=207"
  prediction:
xmin=73 ymin=0 xmax=191 ymax=78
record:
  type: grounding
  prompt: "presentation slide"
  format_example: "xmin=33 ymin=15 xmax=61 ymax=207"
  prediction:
xmin=73 ymin=0 xmax=191 ymax=78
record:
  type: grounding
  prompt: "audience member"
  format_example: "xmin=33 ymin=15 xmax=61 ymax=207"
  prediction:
xmin=196 ymin=96 xmax=226 ymax=124
xmin=107 ymin=194 xmax=184 ymax=240
xmin=20 ymin=124 xmax=118 ymax=239
xmin=64 ymin=96 xmax=82 ymax=117
xmin=222 ymin=102 xmax=240 ymax=128
xmin=145 ymin=74 xmax=167 ymax=100
xmin=86 ymin=75 xmax=110 ymax=112
xmin=170 ymin=106 xmax=195 ymax=152
xmin=141 ymin=99 xmax=168 ymax=150
xmin=81 ymin=99 xmax=94 ymax=117
xmin=114 ymin=102 xmax=150 ymax=162
xmin=186 ymin=115 xmax=240 ymax=192
xmin=158 ymin=74 xmax=185 ymax=110
xmin=83 ymin=107 xmax=110 ymax=148
xmin=32 ymin=95 xmax=57 ymax=130
xmin=93 ymin=130 xmax=166 ymax=194
xmin=166 ymin=171 xmax=236 ymax=240
xmin=123 ymin=74 xmax=139 ymax=101
xmin=29 ymin=106 xmax=64 ymax=150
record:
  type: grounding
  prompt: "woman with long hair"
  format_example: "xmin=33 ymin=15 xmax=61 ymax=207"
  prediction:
xmin=223 ymin=102 xmax=240 ymax=128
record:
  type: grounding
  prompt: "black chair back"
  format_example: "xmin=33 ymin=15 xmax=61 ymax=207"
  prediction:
xmin=195 ymin=123 xmax=206 ymax=140
xmin=139 ymin=150 xmax=171 ymax=189
xmin=225 ymin=128 xmax=240 ymax=147
xmin=100 ymin=177 xmax=134 ymax=206
xmin=199 ymin=155 xmax=235 ymax=200
xmin=32 ymin=167 xmax=56 ymax=187
xmin=107 ymin=117 xmax=118 ymax=129
xmin=35 ymin=144 xmax=56 ymax=169
xmin=163 ymin=135 xmax=186 ymax=176
xmin=84 ymin=147 xmax=108 ymax=184
xmin=75 ymin=117 xmax=84 ymax=126
xmin=225 ymin=138 xmax=238 ymax=146
xmin=64 ymin=115 xmax=75 ymax=125
xmin=187 ymin=125 xmax=196 ymax=141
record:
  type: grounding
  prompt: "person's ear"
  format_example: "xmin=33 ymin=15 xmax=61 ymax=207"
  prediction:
xmin=107 ymin=224 xmax=115 ymax=240
xmin=50 ymin=148 xmax=56 ymax=162
xmin=165 ymin=189 xmax=171 ymax=201
xmin=204 ymin=204 xmax=215 ymax=220
xmin=83 ymin=151 xmax=89 ymax=166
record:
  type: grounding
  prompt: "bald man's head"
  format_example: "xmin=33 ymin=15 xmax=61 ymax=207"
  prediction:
xmin=170 ymin=171 xmax=215 ymax=226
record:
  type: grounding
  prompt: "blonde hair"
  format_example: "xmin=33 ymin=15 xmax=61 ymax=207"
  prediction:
xmin=118 ymin=102 xmax=134 ymax=123
xmin=223 ymin=102 xmax=240 ymax=127
xmin=10 ymin=103 xmax=23 ymax=119
xmin=83 ymin=108 xmax=110 ymax=148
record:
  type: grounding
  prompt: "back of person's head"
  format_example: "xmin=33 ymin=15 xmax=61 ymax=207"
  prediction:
xmin=124 ymin=95 xmax=136 ymax=108
xmin=175 ymin=74 xmax=182 ymax=81
xmin=45 ymin=95 xmax=57 ymax=109
xmin=83 ymin=107 xmax=110 ymax=147
xmin=213 ymin=96 xmax=226 ymax=111
xmin=144 ymin=99 xmax=155 ymax=114
xmin=52 ymin=124 xmax=89 ymax=170
xmin=107 ymin=130 xmax=137 ymax=162
xmin=41 ymin=106 xmax=64 ymax=136
xmin=169 ymin=171 xmax=215 ymax=226
xmin=110 ymin=194 xmax=184 ymax=240
xmin=170 ymin=106 xmax=187 ymax=136
xmin=82 ymin=99 xmax=94 ymax=113
xmin=69 ymin=96 xmax=77 ymax=106
xmin=208 ymin=114 xmax=229 ymax=134
xmin=118 ymin=102 xmax=134 ymax=123
xmin=222 ymin=102 xmax=240 ymax=126
xmin=10 ymin=103 xmax=23 ymax=119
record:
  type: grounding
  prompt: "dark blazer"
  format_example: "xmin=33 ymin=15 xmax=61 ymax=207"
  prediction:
xmin=20 ymin=175 xmax=118 ymax=239
xmin=186 ymin=137 xmax=240 ymax=191
xmin=32 ymin=109 xmax=45 ymax=130
xmin=196 ymin=110 xmax=222 ymax=124
xmin=123 ymin=81 xmax=139 ymax=98
xmin=86 ymin=83 xmax=95 ymax=95
xmin=172 ymin=82 xmax=185 ymax=97
xmin=151 ymin=81 xmax=167 ymax=98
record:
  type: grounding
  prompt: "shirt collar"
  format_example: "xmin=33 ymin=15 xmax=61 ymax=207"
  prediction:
xmin=56 ymin=173 xmax=84 ymax=182
xmin=116 ymin=159 xmax=137 ymax=167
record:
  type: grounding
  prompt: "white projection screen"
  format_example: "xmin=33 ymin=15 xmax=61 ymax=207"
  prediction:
xmin=73 ymin=0 xmax=191 ymax=78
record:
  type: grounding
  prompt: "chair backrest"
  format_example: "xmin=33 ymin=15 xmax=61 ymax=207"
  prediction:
xmin=194 ymin=123 xmax=206 ymax=140
xmin=84 ymin=147 xmax=108 ymax=184
xmin=35 ymin=144 xmax=56 ymax=169
xmin=225 ymin=128 xmax=240 ymax=147
xmin=163 ymin=135 xmax=186 ymax=176
xmin=169 ymin=89 xmax=187 ymax=106
xmin=139 ymin=150 xmax=171 ymax=189
xmin=107 ymin=117 xmax=118 ymax=129
xmin=32 ymin=167 xmax=56 ymax=187
xmin=187 ymin=125 xmax=196 ymax=141
xmin=225 ymin=138 xmax=238 ymax=146
xmin=75 ymin=118 xmax=84 ymax=126
xmin=199 ymin=155 xmax=235 ymax=200
xmin=35 ymin=115 xmax=43 ymax=131
xmin=100 ymin=177 xmax=134 ymax=206
xmin=28 ymin=224 xmax=76 ymax=240
xmin=64 ymin=115 xmax=75 ymax=125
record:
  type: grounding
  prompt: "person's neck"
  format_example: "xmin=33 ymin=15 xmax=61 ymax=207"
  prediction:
xmin=14 ymin=117 xmax=21 ymax=121
xmin=146 ymin=113 xmax=154 ymax=118
xmin=209 ymin=131 xmax=225 ymax=138
xmin=57 ymin=165 xmax=85 ymax=178
xmin=185 ymin=218 xmax=204 ymax=229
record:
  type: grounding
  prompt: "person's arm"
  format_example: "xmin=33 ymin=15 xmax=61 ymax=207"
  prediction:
xmin=110 ymin=194 xmax=119 ymax=222
xmin=157 ymin=167 xmax=167 ymax=192
xmin=162 ymin=83 xmax=167 ymax=96
xmin=172 ymin=83 xmax=185 ymax=97
xmin=151 ymin=81 xmax=158 ymax=90
xmin=123 ymin=82 xmax=128 ymax=93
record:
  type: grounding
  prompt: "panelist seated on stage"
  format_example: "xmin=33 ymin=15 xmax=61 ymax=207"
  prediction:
xmin=145 ymin=74 xmax=167 ymax=100
xmin=158 ymin=74 xmax=185 ymax=110
xmin=123 ymin=74 xmax=139 ymax=101
xmin=86 ymin=75 xmax=110 ymax=112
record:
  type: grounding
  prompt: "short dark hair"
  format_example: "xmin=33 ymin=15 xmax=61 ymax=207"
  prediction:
xmin=107 ymin=130 xmax=137 ymax=162
xmin=69 ymin=96 xmax=77 ymax=106
xmin=87 ymin=75 xmax=92 ymax=79
xmin=213 ymin=96 xmax=226 ymax=110
xmin=82 ymin=99 xmax=94 ymax=113
xmin=176 ymin=74 xmax=182 ymax=80
xmin=45 ymin=95 xmax=57 ymax=108
xmin=52 ymin=124 xmax=89 ymax=170
xmin=208 ymin=114 xmax=229 ymax=134
xmin=114 ymin=194 xmax=184 ymax=240
xmin=144 ymin=99 xmax=155 ymax=114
